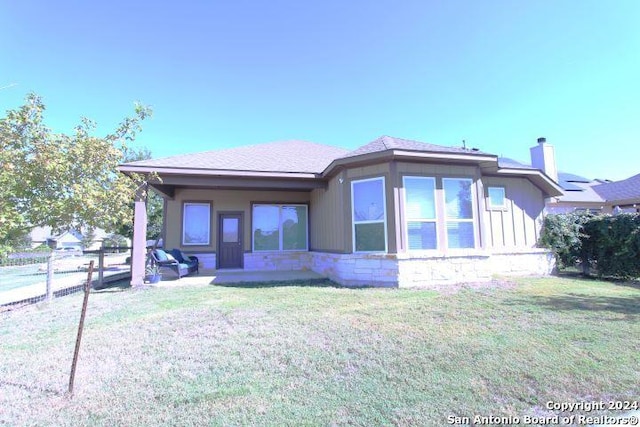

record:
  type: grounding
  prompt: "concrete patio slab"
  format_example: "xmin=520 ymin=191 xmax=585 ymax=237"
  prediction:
xmin=157 ymin=269 xmax=327 ymax=287
xmin=210 ymin=269 xmax=326 ymax=284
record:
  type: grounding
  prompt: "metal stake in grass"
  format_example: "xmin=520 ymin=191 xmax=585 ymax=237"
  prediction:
xmin=68 ymin=260 xmax=94 ymax=396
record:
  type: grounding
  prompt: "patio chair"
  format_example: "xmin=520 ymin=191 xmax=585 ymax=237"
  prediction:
xmin=168 ymin=249 xmax=199 ymax=274
xmin=150 ymin=249 xmax=189 ymax=279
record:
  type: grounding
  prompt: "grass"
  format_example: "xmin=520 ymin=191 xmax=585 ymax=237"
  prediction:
xmin=0 ymin=276 xmax=639 ymax=426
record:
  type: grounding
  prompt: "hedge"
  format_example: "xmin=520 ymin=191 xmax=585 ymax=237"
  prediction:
xmin=540 ymin=213 xmax=640 ymax=280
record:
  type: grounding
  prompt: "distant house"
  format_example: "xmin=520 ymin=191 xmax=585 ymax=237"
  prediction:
xmin=29 ymin=226 xmax=111 ymax=250
xmin=119 ymin=135 xmax=563 ymax=288
xmin=48 ymin=230 xmax=83 ymax=249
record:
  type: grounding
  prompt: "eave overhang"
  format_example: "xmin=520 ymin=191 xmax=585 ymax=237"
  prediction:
xmin=118 ymin=148 xmax=565 ymax=199
xmin=483 ymin=167 xmax=564 ymax=198
xmin=118 ymin=165 xmax=326 ymax=199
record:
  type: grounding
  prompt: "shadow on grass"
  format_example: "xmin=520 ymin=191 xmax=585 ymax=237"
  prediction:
xmin=213 ymin=278 xmax=354 ymax=289
xmin=93 ymin=278 xmax=131 ymax=293
xmin=0 ymin=379 xmax=63 ymax=397
xmin=557 ymin=270 xmax=640 ymax=290
xmin=506 ymin=293 xmax=640 ymax=318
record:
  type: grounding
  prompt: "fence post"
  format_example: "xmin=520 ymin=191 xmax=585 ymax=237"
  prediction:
xmin=68 ymin=260 xmax=94 ymax=396
xmin=98 ymin=248 xmax=105 ymax=289
xmin=46 ymin=252 xmax=54 ymax=301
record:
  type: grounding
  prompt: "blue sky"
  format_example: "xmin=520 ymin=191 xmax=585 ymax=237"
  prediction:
xmin=1 ymin=1 xmax=639 ymax=180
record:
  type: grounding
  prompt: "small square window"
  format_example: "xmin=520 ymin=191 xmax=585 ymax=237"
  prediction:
xmin=487 ymin=187 xmax=506 ymax=209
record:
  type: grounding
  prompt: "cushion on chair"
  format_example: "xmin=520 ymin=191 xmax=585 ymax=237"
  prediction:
xmin=168 ymin=249 xmax=185 ymax=263
xmin=154 ymin=249 xmax=169 ymax=262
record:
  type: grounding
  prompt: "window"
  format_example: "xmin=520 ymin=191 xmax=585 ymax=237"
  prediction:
xmin=443 ymin=178 xmax=475 ymax=249
xmin=222 ymin=217 xmax=239 ymax=243
xmin=182 ymin=202 xmax=211 ymax=245
xmin=404 ymin=176 xmax=437 ymax=250
xmin=352 ymin=177 xmax=387 ymax=252
xmin=252 ymin=204 xmax=308 ymax=251
xmin=487 ymin=187 xmax=506 ymax=209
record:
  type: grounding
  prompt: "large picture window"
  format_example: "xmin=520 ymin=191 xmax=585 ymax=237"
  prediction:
xmin=352 ymin=177 xmax=387 ymax=252
xmin=252 ymin=204 xmax=308 ymax=251
xmin=182 ymin=202 xmax=211 ymax=245
xmin=443 ymin=178 xmax=475 ymax=249
xmin=404 ymin=176 xmax=437 ymax=250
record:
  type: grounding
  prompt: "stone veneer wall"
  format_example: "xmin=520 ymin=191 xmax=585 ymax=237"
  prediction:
xmin=189 ymin=253 xmax=216 ymax=270
xmin=309 ymin=250 xmax=555 ymax=288
xmin=396 ymin=253 xmax=493 ymax=287
xmin=194 ymin=249 xmax=556 ymax=287
xmin=244 ymin=251 xmax=312 ymax=271
xmin=310 ymin=252 xmax=399 ymax=287
xmin=488 ymin=249 xmax=556 ymax=276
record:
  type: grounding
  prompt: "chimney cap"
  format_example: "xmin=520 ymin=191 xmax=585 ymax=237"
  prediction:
xmin=537 ymin=137 xmax=547 ymax=144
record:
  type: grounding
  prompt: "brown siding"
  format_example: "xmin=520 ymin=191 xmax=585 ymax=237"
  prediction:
xmin=310 ymin=173 xmax=346 ymax=252
xmin=483 ymin=177 xmax=545 ymax=249
xmin=165 ymin=188 xmax=310 ymax=251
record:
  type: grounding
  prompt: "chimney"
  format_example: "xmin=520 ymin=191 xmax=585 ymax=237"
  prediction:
xmin=530 ymin=137 xmax=558 ymax=182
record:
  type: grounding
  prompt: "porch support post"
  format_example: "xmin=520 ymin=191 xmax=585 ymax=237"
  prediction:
xmin=130 ymin=183 xmax=148 ymax=287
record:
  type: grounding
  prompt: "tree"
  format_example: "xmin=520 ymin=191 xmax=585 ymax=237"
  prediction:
xmin=0 ymin=93 xmax=152 ymax=257
xmin=81 ymin=227 xmax=97 ymax=250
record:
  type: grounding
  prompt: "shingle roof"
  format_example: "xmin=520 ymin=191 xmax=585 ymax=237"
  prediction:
xmin=123 ymin=140 xmax=349 ymax=174
xmin=593 ymin=173 xmax=640 ymax=202
xmin=558 ymin=172 xmax=591 ymax=183
xmin=557 ymin=181 xmax=605 ymax=203
xmin=498 ymin=157 xmax=535 ymax=170
xmin=340 ymin=135 xmax=490 ymax=159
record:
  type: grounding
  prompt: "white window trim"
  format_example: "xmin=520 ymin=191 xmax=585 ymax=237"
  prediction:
xmin=252 ymin=204 xmax=309 ymax=252
xmin=443 ymin=178 xmax=476 ymax=250
xmin=487 ymin=186 xmax=508 ymax=210
xmin=403 ymin=176 xmax=438 ymax=252
xmin=351 ymin=177 xmax=388 ymax=253
xmin=182 ymin=202 xmax=211 ymax=246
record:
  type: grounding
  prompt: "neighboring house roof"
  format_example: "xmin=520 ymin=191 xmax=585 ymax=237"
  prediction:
xmin=558 ymin=172 xmax=591 ymax=184
xmin=494 ymin=158 xmax=604 ymax=204
xmin=553 ymin=172 xmax=605 ymax=203
xmin=593 ymin=173 xmax=640 ymax=205
xmin=124 ymin=140 xmax=349 ymax=174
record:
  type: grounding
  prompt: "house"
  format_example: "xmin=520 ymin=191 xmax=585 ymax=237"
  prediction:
xmin=29 ymin=226 xmax=112 ymax=250
xmin=47 ymin=230 xmax=83 ymax=249
xmin=118 ymin=136 xmax=563 ymax=287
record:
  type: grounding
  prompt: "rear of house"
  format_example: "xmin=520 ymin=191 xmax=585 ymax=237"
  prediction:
xmin=119 ymin=136 xmax=563 ymax=287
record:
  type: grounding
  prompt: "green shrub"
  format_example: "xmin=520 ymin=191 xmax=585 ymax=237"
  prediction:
xmin=540 ymin=212 xmax=640 ymax=279
xmin=582 ymin=214 xmax=640 ymax=280
xmin=539 ymin=213 xmax=591 ymax=269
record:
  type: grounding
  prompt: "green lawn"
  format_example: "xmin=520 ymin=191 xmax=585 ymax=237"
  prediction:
xmin=1 ymin=276 xmax=638 ymax=426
